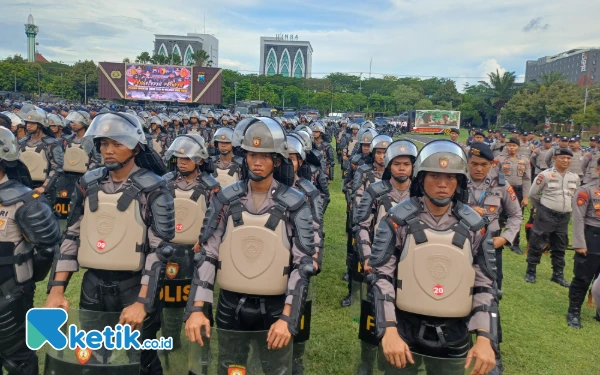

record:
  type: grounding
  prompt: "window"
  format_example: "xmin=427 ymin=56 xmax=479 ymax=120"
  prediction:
xmin=279 ymin=49 xmax=291 ymax=77
xmin=292 ymin=50 xmax=305 ymax=78
xmin=266 ymin=48 xmax=277 ymax=76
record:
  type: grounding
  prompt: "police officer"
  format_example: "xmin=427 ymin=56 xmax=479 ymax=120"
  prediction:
xmin=47 ymin=113 xmax=67 ymax=145
xmin=568 ymin=137 xmax=585 ymax=181
xmin=343 ymin=123 xmax=360 ymax=171
xmin=312 ymin=122 xmax=334 ymax=182
xmin=468 ymin=143 xmax=523 ymax=289
xmin=353 ymin=139 xmax=417 ymax=375
xmin=187 ymin=112 xmax=202 ymax=135
xmin=567 ymin=158 xmax=600 ymax=328
xmin=485 ymin=130 xmax=495 ymax=147
xmin=1 ymin=112 xmax=26 ymax=141
xmin=211 ymin=127 xmax=242 ymax=187
xmin=530 ymin=137 xmax=553 ymax=176
xmin=63 ymin=110 xmax=102 ymax=172
xmin=162 ymin=134 xmax=219 ymax=351
xmin=544 ymin=136 xmax=569 ymax=169
xmin=526 ymin=148 xmax=580 ymax=286
xmin=287 ymin=133 xmax=324 ymax=375
xmin=19 ymin=109 xmax=64 ymax=200
xmin=149 ymin=116 xmax=169 ymax=158
xmin=495 ymin=137 xmax=531 ymax=254
xmin=449 ymin=128 xmax=467 ymax=152
xmin=184 ymin=118 xmax=316 ymax=374
xmin=492 ymin=133 xmax=506 ymax=157
xmin=465 ymin=130 xmax=486 ymax=153
xmin=0 ymin=127 xmax=61 ymax=375
xmin=336 ymin=118 xmax=349 ymax=166
xmin=370 ymin=140 xmax=498 ymax=375
xmin=44 ymin=112 xmax=175 ymax=374
xmin=294 ymin=130 xmax=331 ymax=212
xmin=581 ymin=139 xmax=600 ymax=185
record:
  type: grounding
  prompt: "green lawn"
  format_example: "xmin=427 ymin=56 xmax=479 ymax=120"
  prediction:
xmin=33 ymin=133 xmax=600 ymax=374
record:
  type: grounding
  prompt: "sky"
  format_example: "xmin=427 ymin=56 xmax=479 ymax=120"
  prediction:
xmin=3 ymin=0 xmax=600 ymax=89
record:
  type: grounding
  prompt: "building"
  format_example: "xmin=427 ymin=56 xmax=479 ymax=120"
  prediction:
xmin=153 ymin=33 xmax=218 ymax=67
xmin=525 ymin=48 xmax=600 ymax=87
xmin=24 ymin=14 xmax=39 ymax=63
xmin=259 ymin=35 xmax=313 ymax=78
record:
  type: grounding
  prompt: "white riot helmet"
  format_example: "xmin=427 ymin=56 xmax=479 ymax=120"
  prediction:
xmin=286 ymin=133 xmax=306 ymax=160
xmin=47 ymin=114 xmax=66 ymax=128
xmin=66 ymin=111 xmax=91 ymax=127
xmin=381 ymin=139 xmax=418 ymax=182
xmin=165 ymin=134 xmax=210 ymax=164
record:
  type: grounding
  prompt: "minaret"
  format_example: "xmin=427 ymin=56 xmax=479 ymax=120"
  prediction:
xmin=24 ymin=14 xmax=39 ymax=62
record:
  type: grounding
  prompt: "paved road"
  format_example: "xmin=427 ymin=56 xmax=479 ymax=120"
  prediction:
xmin=402 ymin=134 xmax=445 ymax=145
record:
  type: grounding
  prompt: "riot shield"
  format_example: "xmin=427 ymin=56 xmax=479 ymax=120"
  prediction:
xmin=358 ymin=349 xmax=476 ymax=375
xmin=44 ymin=309 xmax=142 ymax=375
xmin=54 ymin=173 xmax=78 ymax=219
xmin=292 ymin=278 xmax=316 ymax=375
xmin=356 ymin=280 xmax=379 ymax=375
xmin=188 ymin=328 xmax=293 ymax=375
xmin=349 ymin=254 xmax=364 ymax=322
xmin=157 ymin=243 xmax=198 ymax=375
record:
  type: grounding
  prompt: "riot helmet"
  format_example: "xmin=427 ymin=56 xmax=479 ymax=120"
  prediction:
xmin=213 ymin=127 xmax=234 ymax=155
xmin=165 ymin=134 xmax=210 ymax=173
xmin=410 ymin=140 xmax=469 ymax=206
xmin=381 ymin=139 xmax=418 ymax=182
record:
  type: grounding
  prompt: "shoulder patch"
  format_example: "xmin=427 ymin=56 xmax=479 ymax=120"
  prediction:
xmin=577 ymin=191 xmax=589 ymax=206
xmin=507 ymin=186 xmax=517 ymax=201
xmin=535 ymin=174 xmax=544 ymax=185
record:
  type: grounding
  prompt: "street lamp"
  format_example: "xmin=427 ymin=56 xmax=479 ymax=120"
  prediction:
xmin=234 ymin=82 xmax=238 ymax=104
xmin=283 ymin=85 xmax=286 ymax=111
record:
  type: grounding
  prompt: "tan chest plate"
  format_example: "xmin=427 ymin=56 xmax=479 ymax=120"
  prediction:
xmin=20 ymin=146 xmax=48 ymax=182
xmin=396 ymin=228 xmax=475 ymax=318
xmin=348 ymin=140 xmax=358 ymax=154
xmin=217 ymin=211 xmax=291 ymax=295
xmin=78 ymin=191 xmax=147 ymax=271
xmin=63 ymin=143 xmax=90 ymax=174
xmin=172 ymin=188 xmax=208 ymax=244
xmin=373 ymin=205 xmax=390 ymax=234
xmin=152 ymin=138 xmax=163 ymax=154
xmin=214 ymin=167 xmax=239 ymax=188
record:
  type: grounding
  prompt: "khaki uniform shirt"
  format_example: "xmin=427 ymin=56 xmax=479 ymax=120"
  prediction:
xmin=582 ymin=150 xmax=600 ymax=184
xmin=571 ymin=180 xmax=600 ymax=249
xmin=529 ymin=167 xmax=580 ymax=213
xmin=195 ymin=179 xmax=312 ymax=305
xmin=530 ymin=147 xmax=552 ymax=174
xmin=518 ymin=141 xmax=534 ymax=159
xmin=495 ymin=153 xmax=531 ymax=196
xmin=372 ymin=198 xmax=494 ymax=332
xmin=56 ymin=165 xmax=164 ymax=285
xmin=568 ymin=149 xmax=585 ymax=180
xmin=467 ymin=174 xmax=523 ymax=244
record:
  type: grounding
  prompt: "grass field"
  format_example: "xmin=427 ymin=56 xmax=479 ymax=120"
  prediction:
xmin=33 ymin=132 xmax=600 ymax=374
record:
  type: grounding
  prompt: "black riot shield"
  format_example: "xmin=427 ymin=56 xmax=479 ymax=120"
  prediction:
xmin=292 ymin=279 xmax=316 ymax=375
xmin=355 ymin=280 xmax=379 ymax=375
xmin=44 ymin=309 xmax=142 ymax=375
xmin=188 ymin=328 xmax=293 ymax=375
xmin=158 ymin=243 xmax=200 ymax=375
xmin=370 ymin=350 xmax=476 ymax=375
xmin=54 ymin=173 xmax=79 ymax=219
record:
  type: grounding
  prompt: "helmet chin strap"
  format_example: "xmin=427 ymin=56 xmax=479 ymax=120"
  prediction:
xmin=423 ymin=190 xmax=453 ymax=207
xmin=248 ymin=168 xmax=273 ymax=182
xmin=393 ymin=175 xmax=409 ymax=183
xmin=376 ymin=160 xmax=385 ymax=167
xmin=220 ymin=149 xmax=231 ymax=155
xmin=105 ymin=153 xmax=137 ymax=171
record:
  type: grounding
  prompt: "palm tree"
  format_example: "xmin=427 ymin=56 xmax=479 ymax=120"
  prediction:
xmin=530 ymin=71 xmax=565 ymax=89
xmin=191 ymin=50 xmax=211 ymax=67
xmin=136 ymin=52 xmax=151 ymax=64
xmin=479 ymin=70 xmax=516 ymax=126
xmin=123 ymin=57 xmax=131 ymax=63
xmin=150 ymin=54 xmax=169 ymax=65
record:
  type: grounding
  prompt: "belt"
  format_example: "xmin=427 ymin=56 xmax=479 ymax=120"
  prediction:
xmin=87 ymin=270 xmax=142 ymax=296
xmin=512 ymin=185 xmax=523 ymax=191
xmin=539 ymin=204 xmax=571 ymax=218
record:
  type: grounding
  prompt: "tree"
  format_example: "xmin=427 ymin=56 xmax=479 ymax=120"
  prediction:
xmin=414 ymin=98 xmax=434 ymax=109
xmin=170 ymin=54 xmax=182 ymax=66
xmin=432 ymin=80 xmax=462 ymax=107
xmin=530 ymin=71 xmax=565 ymax=89
xmin=123 ymin=57 xmax=131 ymax=63
xmin=191 ymin=50 xmax=212 ymax=67
xmin=479 ymin=70 xmax=517 ymax=126
xmin=136 ymin=52 xmax=151 ymax=64
xmin=392 ymin=85 xmax=421 ymax=112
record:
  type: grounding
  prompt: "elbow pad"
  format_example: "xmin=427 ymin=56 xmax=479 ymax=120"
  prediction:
xmin=283 ymin=261 xmax=315 ymax=335
xmin=369 ymin=218 xmax=397 ymax=268
xmin=148 ymin=188 xmax=176 ymax=241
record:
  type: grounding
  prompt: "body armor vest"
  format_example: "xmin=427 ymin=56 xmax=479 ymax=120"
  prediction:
xmin=78 ymin=191 xmax=147 ymax=271
xmin=152 ymin=136 xmax=164 ymax=154
xmin=63 ymin=142 xmax=89 ymax=174
xmin=217 ymin=207 xmax=291 ymax=296
xmin=214 ymin=164 xmax=239 ymax=188
xmin=172 ymin=188 xmax=208 ymax=244
xmin=188 ymin=127 xmax=201 ymax=135
xmin=20 ymin=146 xmax=48 ymax=182
xmin=348 ymin=139 xmax=358 ymax=155
xmin=396 ymin=226 xmax=475 ymax=318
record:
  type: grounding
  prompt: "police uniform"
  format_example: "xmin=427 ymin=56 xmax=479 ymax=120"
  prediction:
xmin=370 ymin=140 xmax=499 ymax=374
xmin=185 ymin=119 xmax=316 ymax=375
xmin=568 ymin=147 xmax=585 ymax=181
xmin=530 ymin=141 xmax=553 ymax=175
xmin=544 ymin=137 xmax=570 ymax=169
xmin=518 ymin=139 xmax=534 ymax=159
xmin=495 ymin=140 xmax=531 ymax=252
xmin=581 ymin=147 xmax=600 ymax=184
xmin=314 ymin=139 xmax=334 ymax=181
xmin=492 ymin=138 xmax=506 ymax=157
xmin=47 ymin=113 xmax=175 ymax=374
xmin=566 ymin=179 xmax=600 ymax=328
xmin=526 ymin=151 xmax=580 ymax=286
xmin=0 ymin=128 xmax=61 ymax=375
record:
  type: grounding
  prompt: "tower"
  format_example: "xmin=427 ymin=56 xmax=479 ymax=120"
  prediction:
xmin=24 ymin=14 xmax=39 ymax=62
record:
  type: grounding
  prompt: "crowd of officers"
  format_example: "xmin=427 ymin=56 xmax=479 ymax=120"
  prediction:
xmin=0 ymin=103 xmax=599 ymax=375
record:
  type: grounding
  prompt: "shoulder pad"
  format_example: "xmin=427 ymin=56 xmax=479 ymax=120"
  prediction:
xmin=210 ymin=155 xmax=219 ymax=163
xmin=275 ymin=185 xmax=306 ymax=211
xmin=42 ymin=136 xmax=58 ymax=145
xmin=64 ymin=134 xmax=75 ymax=141
xmin=199 ymin=172 xmax=221 ymax=191
xmin=387 ymin=197 xmax=421 ymax=226
xmin=0 ymin=180 xmax=32 ymax=206
xmin=322 ymin=141 xmax=331 ymax=147
xmin=357 ymin=163 xmax=371 ymax=173
xmin=80 ymin=167 xmax=109 ymax=188
xmin=296 ymin=177 xmax=318 ymax=196
xmin=233 ymin=156 xmax=244 ymax=166
xmin=130 ymin=169 xmax=165 ymax=192
xmin=217 ymin=180 xmax=247 ymax=204
xmin=367 ymin=180 xmax=393 ymax=199
xmin=453 ymin=201 xmax=485 ymax=232
xmin=350 ymin=154 xmax=362 ymax=165
xmin=162 ymin=171 xmax=176 ymax=182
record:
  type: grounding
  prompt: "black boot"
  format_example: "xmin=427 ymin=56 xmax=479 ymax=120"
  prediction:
xmin=509 ymin=245 xmax=523 ymax=255
xmin=525 ymin=263 xmax=536 ymax=283
xmin=550 ymin=270 xmax=571 ymax=288
xmin=342 ymin=272 xmax=350 ymax=282
xmin=567 ymin=306 xmax=582 ymax=329
xmin=595 ymin=312 xmax=600 ymax=322
xmin=341 ymin=293 xmax=352 ymax=307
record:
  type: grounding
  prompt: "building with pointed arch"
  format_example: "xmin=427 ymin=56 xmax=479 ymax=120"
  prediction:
xmin=153 ymin=33 xmax=219 ymax=67
xmin=259 ymin=36 xmax=312 ymax=78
